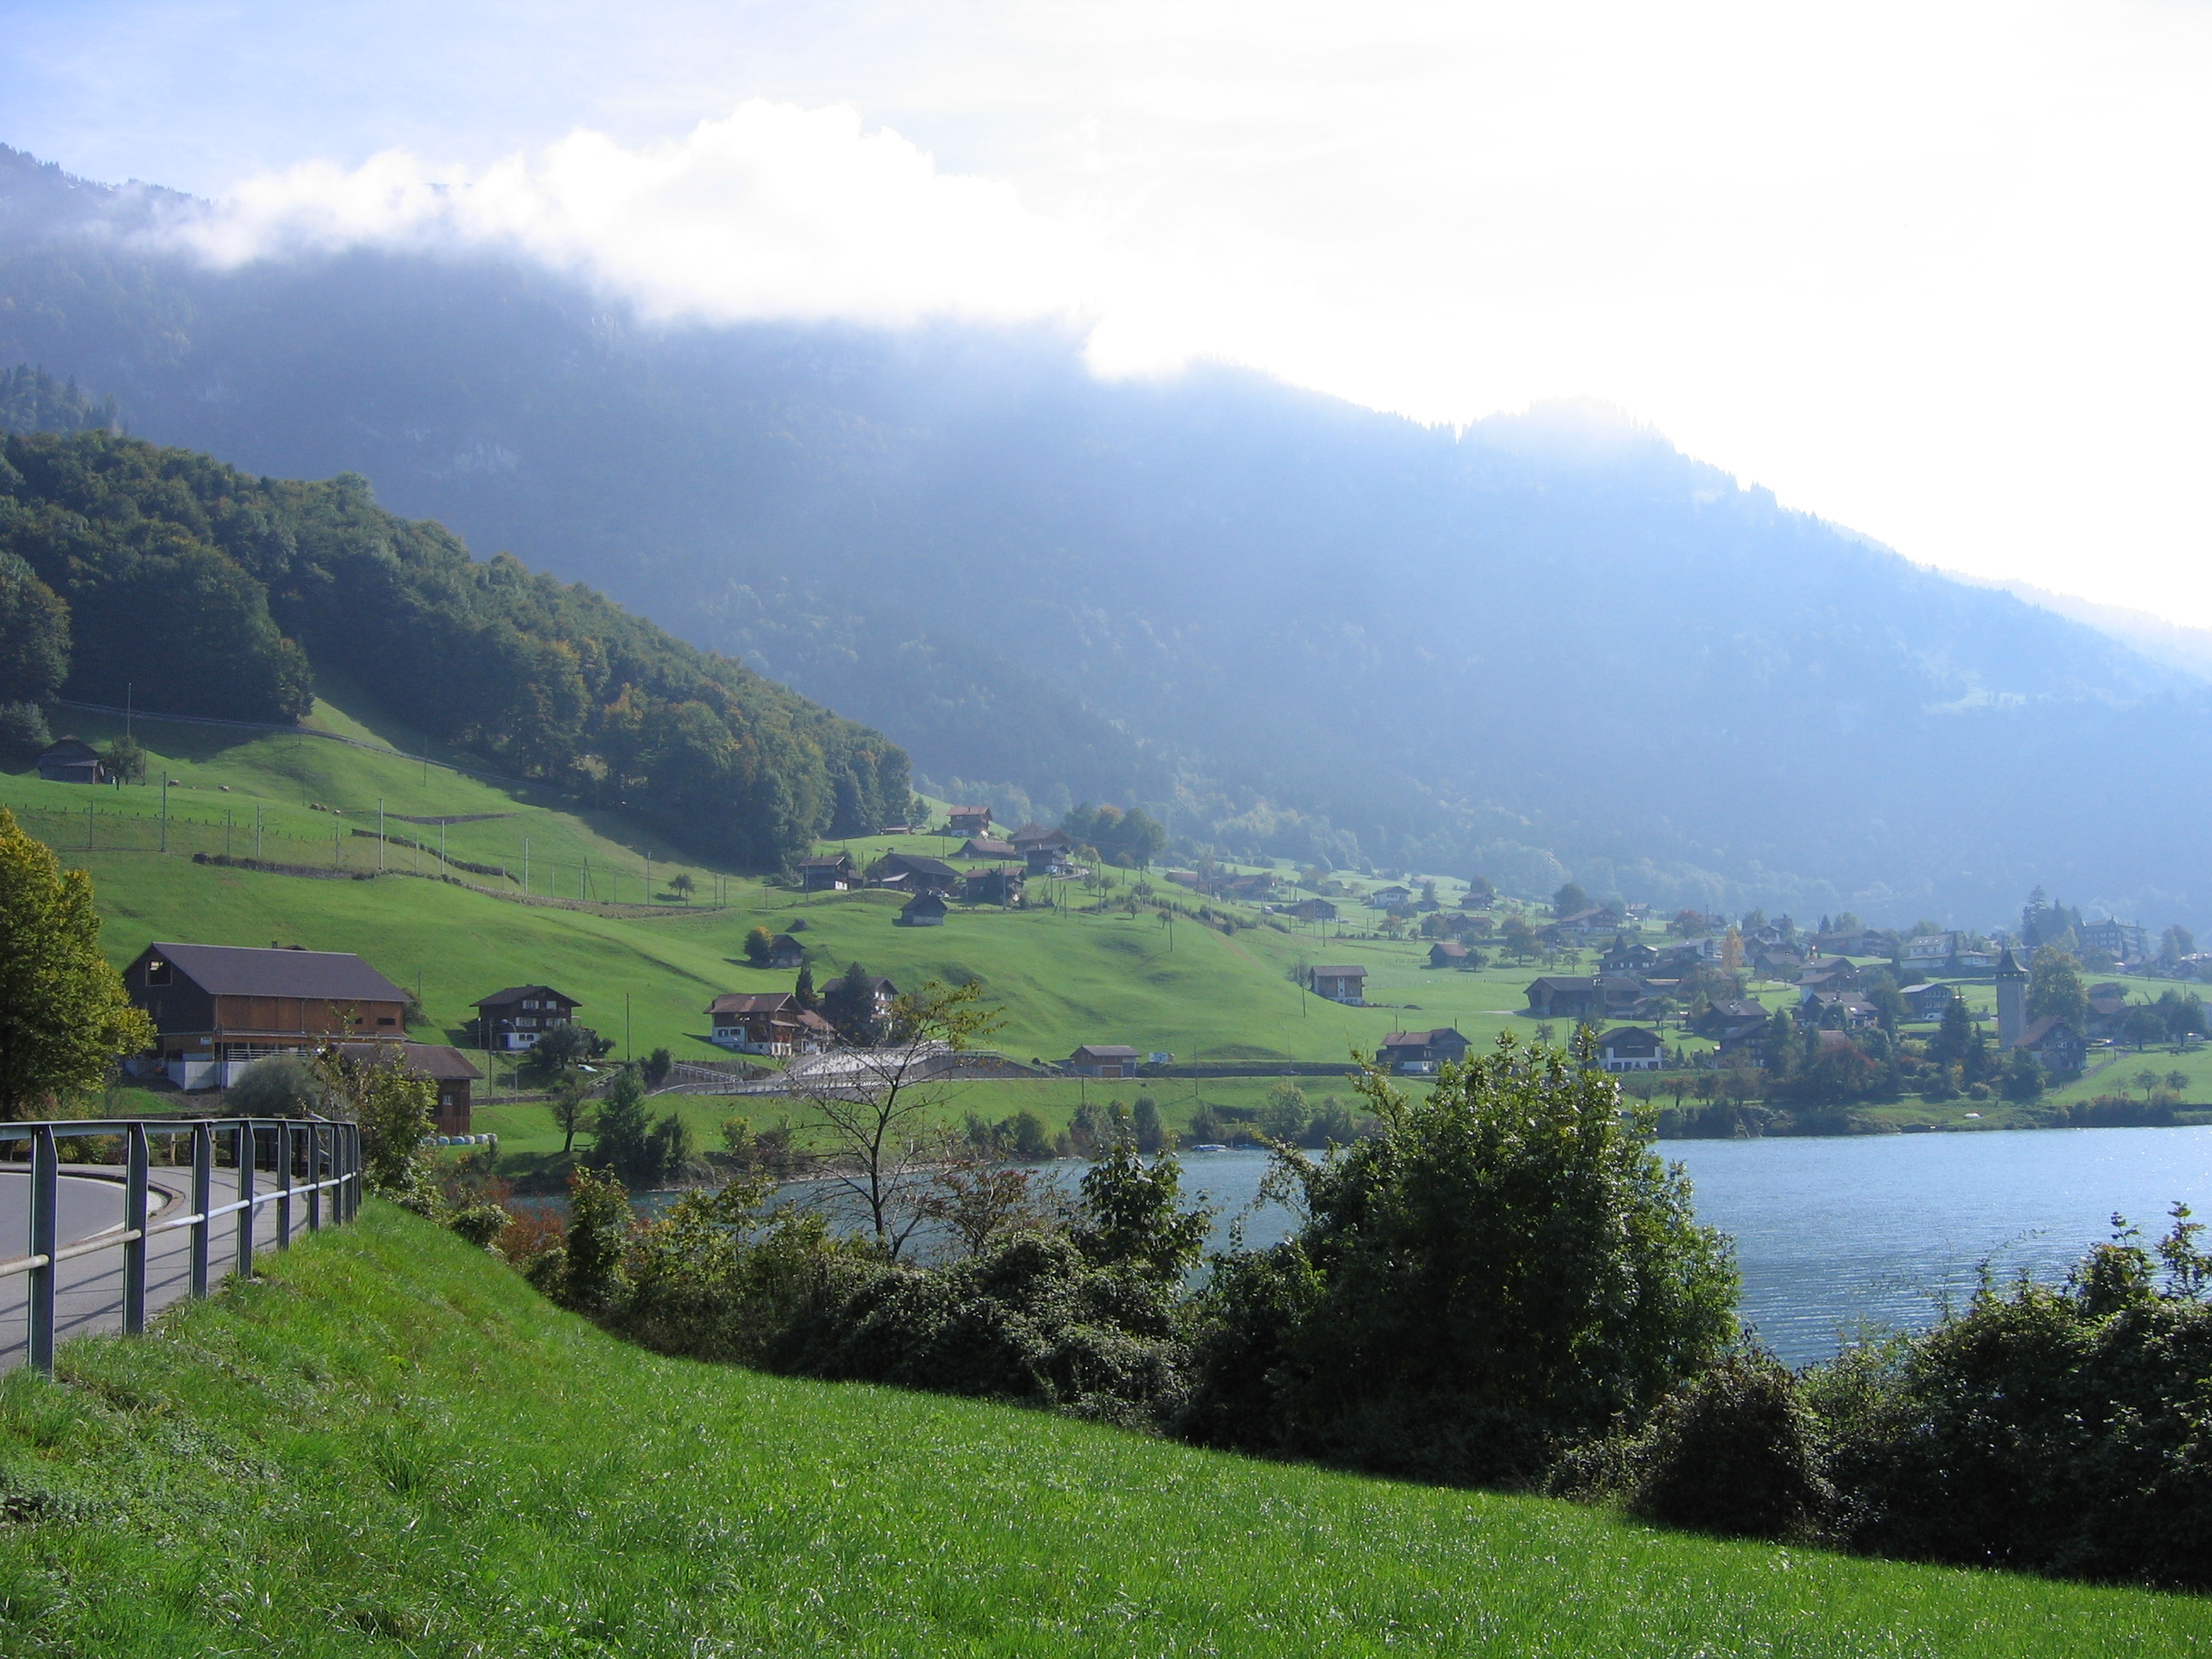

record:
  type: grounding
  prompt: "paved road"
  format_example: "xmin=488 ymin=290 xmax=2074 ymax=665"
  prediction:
xmin=0 ymin=1163 xmax=301 ymax=1371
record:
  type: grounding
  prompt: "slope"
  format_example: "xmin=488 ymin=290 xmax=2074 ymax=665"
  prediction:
xmin=3 ymin=1200 xmax=2203 ymax=1656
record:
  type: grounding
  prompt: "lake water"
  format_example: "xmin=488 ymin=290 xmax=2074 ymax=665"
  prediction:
xmin=597 ymin=1125 xmax=2212 ymax=1368
xmin=1173 ymin=1126 xmax=2212 ymax=1365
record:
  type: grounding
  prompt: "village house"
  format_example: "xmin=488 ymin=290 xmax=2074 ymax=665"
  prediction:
xmin=1310 ymin=964 xmax=1368 ymax=1004
xmin=1010 ymin=824 xmax=1078 ymax=875
xmin=1900 ymin=932 xmax=1958 ymax=970
xmin=2084 ymin=984 xmax=2131 ymax=1042
xmin=1797 ymin=959 xmax=1864 ymax=996
xmin=1428 ymin=940 xmax=1470 ymax=969
xmin=2012 ymin=1016 xmax=2087 ymax=1074
xmin=1368 ymin=885 xmax=1414 ymax=910
xmin=1068 ymin=1044 xmax=1141 ymax=1079
xmin=958 ymin=836 xmax=1019 ymax=860
xmin=1752 ymin=948 xmax=1805 ymax=980
xmin=1523 ymin=975 xmax=1602 ymax=1022
xmin=765 ymin=934 xmax=806 ymax=969
xmin=1899 ymin=981 xmax=1959 ymax=1022
xmin=1953 ymin=946 xmax=2000 ymax=971
xmin=1799 ymin=990 xmax=1879 ymax=1030
xmin=1220 ymin=872 xmax=1278 ymax=903
xmin=123 ymin=941 xmax=411 ymax=1091
xmin=36 ymin=736 xmax=104 ymax=784
xmin=1597 ymin=1027 xmax=1667 ymax=1073
xmin=868 ymin=853 xmax=962 ymax=895
xmin=1289 ymin=898 xmax=1338 ymax=923
xmin=1695 ymin=998 xmax=1774 ymax=1060
xmin=470 ymin=985 xmax=581 ymax=1051
xmin=899 ymin=892 xmax=948 ymax=927
xmin=2080 ymin=918 xmax=2150 ymax=963
xmin=946 ymin=806 xmax=994 ymax=838
xmin=707 ymin=992 xmax=830 ymax=1057
xmin=963 ymin=865 xmax=1025 ymax=906
xmin=329 ymin=1039 xmax=482 ymax=1136
xmin=797 ymin=852 xmax=856 ymax=892
xmin=1601 ymin=938 xmax=1660 ymax=973
xmin=1378 ymin=1027 xmax=1470 ymax=1074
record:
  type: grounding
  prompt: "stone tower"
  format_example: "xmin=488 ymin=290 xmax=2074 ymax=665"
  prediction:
xmin=1995 ymin=944 xmax=2029 ymax=1049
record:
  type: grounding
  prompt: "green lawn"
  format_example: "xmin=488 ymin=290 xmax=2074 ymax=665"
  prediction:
xmin=2 ymin=1202 xmax=2206 ymax=1655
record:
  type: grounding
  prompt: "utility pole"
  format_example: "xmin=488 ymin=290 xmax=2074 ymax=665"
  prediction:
xmin=378 ymin=799 xmax=385 ymax=870
xmin=626 ymin=992 xmax=632 ymax=1062
xmin=125 ymin=682 xmax=131 ymax=742
xmin=523 ymin=836 xmax=530 ymax=894
xmin=86 ymin=803 xmax=92 ymax=852
xmin=644 ymin=853 xmax=652 ymax=904
xmin=159 ymin=776 xmax=167 ymax=853
xmin=255 ymin=803 xmax=262 ymax=859
xmin=225 ymin=808 xmax=232 ymax=857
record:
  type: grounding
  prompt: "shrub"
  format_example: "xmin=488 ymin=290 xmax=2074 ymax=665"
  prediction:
xmin=561 ymin=1165 xmax=633 ymax=1313
xmin=0 ymin=701 xmax=50 ymax=759
xmin=224 ymin=1052 xmax=328 ymax=1118
xmin=1630 ymin=1348 xmax=1836 ymax=1540
xmin=1185 ymin=1039 xmax=1738 ymax=1486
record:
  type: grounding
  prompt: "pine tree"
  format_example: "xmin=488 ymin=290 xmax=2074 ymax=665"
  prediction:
xmin=0 ymin=809 xmax=153 ymax=1118
xmin=795 ymin=963 xmax=818 ymax=1010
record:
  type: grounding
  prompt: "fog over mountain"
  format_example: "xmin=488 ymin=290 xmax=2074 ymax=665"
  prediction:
xmin=3 ymin=143 xmax=2203 ymax=930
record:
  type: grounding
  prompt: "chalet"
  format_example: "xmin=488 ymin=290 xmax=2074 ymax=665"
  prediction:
xmin=765 ymin=934 xmax=806 ymax=969
xmin=1220 ymin=872 xmax=1278 ymax=903
xmin=947 ymin=806 xmax=994 ymax=838
xmin=1800 ymin=991 xmax=1879 ymax=1030
xmin=1695 ymin=998 xmax=1773 ymax=1059
xmin=1900 ymin=933 xmax=1957 ymax=969
xmin=1899 ymin=981 xmax=1958 ymax=1022
xmin=2011 ymin=1016 xmax=2087 ymax=1074
xmin=1601 ymin=939 xmax=1660 ymax=973
xmin=963 ymin=865 xmax=1025 ymax=906
xmin=958 ymin=837 xmax=1019 ymax=861
xmin=36 ymin=736 xmax=103 ymax=784
xmin=1378 ymin=1027 xmax=1470 ymax=1074
xmin=899 ymin=892 xmax=948 ymax=927
xmin=1010 ymin=825 xmax=1077 ymax=875
xmin=471 ymin=985 xmax=580 ymax=1051
xmin=1797 ymin=960 xmax=1863 ymax=995
xmin=1428 ymin=940 xmax=1470 ymax=969
xmin=1368 ymin=885 xmax=1414 ymax=911
xmin=1752 ymin=949 xmax=1805 ymax=980
xmin=798 ymin=853 xmax=856 ymax=892
xmin=1308 ymin=963 xmax=1366 ymax=1004
xmin=1597 ymin=1027 xmax=1666 ymax=1074
xmin=1523 ymin=975 xmax=1602 ymax=1021
xmin=328 ymin=1040 xmax=481 ymax=1136
xmin=707 ymin=991 xmax=828 ymax=1057
xmin=1068 ymin=1044 xmax=1141 ymax=1079
xmin=1291 ymin=898 xmax=1338 ymax=923
xmin=2085 ymin=985 xmax=2131 ymax=1041
xmin=1551 ymin=906 xmax=1612 ymax=939
xmin=124 ymin=941 xmax=410 ymax=1091
xmin=1598 ymin=972 xmax=1662 ymax=1016
xmin=868 ymin=853 xmax=962 ymax=895
xmin=1953 ymin=947 xmax=2000 ymax=971
xmin=2080 ymin=918 xmax=2150 ymax=963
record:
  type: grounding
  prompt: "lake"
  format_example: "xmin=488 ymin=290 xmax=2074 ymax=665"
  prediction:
xmin=1173 ymin=1126 xmax=2212 ymax=1365
xmin=599 ymin=1124 xmax=2212 ymax=1368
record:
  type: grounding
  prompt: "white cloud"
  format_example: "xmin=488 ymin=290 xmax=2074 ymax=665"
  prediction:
xmin=178 ymin=101 xmax=1109 ymax=328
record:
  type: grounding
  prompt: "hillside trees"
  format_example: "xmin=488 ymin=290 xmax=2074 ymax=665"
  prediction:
xmin=2028 ymin=946 xmax=2090 ymax=1031
xmin=0 ymin=550 xmax=67 ymax=703
xmin=0 ymin=431 xmax=910 ymax=865
xmin=1062 ymin=802 xmax=1166 ymax=868
xmin=0 ymin=806 xmax=151 ymax=1117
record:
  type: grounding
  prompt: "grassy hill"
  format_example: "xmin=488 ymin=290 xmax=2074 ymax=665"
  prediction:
xmin=1 ymin=1202 xmax=2203 ymax=1655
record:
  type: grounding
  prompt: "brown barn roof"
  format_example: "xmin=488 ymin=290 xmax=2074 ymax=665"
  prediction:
xmin=145 ymin=942 xmax=405 ymax=1004
xmin=329 ymin=1040 xmax=482 ymax=1081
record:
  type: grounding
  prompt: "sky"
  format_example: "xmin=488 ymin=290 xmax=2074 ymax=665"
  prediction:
xmin=5 ymin=0 xmax=2212 ymax=623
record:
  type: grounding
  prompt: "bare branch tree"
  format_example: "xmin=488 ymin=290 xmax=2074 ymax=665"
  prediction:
xmin=794 ymin=979 xmax=1003 ymax=1259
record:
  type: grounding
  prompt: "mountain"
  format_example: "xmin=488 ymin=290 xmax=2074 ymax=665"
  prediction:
xmin=0 ymin=143 xmax=2203 ymax=930
xmin=0 ymin=420 xmax=911 ymax=868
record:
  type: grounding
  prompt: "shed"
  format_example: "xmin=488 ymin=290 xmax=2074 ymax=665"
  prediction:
xmin=36 ymin=737 xmax=103 ymax=785
xmin=899 ymin=893 xmax=948 ymax=927
xmin=1311 ymin=964 xmax=1367 ymax=1004
xmin=1068 ymin=1045 xmax=1141 ymax=1078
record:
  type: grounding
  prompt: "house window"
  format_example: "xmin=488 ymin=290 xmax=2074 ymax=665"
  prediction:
xmin=144 ymin=957 xmax=171 ymax=987
xmin=376 ymin=1016 xmax=397 ymax=1027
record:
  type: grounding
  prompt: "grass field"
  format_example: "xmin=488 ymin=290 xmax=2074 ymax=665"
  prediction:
xmin=2 ymin=1202 xmax=2207 ymax=1656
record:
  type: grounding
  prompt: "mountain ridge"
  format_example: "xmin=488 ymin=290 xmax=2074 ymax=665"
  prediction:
xmin=1 ymin=143 xmax=2203 ymax=931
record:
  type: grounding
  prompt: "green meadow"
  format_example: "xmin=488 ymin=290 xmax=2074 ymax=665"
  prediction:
xmin=3 ymin=1202 xmax=2207 ymax=1656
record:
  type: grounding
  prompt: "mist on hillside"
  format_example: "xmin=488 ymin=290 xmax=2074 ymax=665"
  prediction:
xmin=3 ymin=143 xmax=2206 ymax=932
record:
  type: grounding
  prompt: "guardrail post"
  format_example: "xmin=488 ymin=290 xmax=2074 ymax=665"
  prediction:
xmin=235 ymin=1122 xmax=257 ymax=1278
xmin=27 ymin=1126 xmax=58 ymax=1377
xmin=276 ymin=1121 xmax=293 ymax=1249
xmin=189 ymin=1121 xmax=212 ymax=1300
xmin=123 ymin=1123 xmax=148 ymax=1335
xmin=346 ymin=1124 xmax=364 ymax=1220
xmin=305 ymin=1121 xmax=323 ymax=1233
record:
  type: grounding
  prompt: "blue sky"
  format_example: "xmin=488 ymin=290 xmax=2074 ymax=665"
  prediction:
xmin=7 ymin=0 xmax=2212 ymax=624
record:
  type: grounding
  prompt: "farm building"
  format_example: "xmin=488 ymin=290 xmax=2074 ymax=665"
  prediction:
xmin=1596 ymin=1027 xmax=1666 ymax=1073
xmin=123 ymin=941 xmax=410 ymax=1091
xmin=798 ymin=853 xmax=855 ymax=892
xmin=947 ymin=806 xmax=994 ymax=838
xmin=470 ymin=985 xmax=581 ymax=1051
xmin=1427 ymin=940 xmax=1470 ymax=969
xmin=963 ymin=866 xmax=1025 ymax=906
xmin=707 ymin=992 xmax=830 ymax=1057
xmin=328 ymin=1040 xmax=481 ymax=1136
xmin=869 ymin=853 xmax=962 ymax=895
xmin=899 ymin=893 xmax=948 ymax=927
xmin=1068 ymin=1045 xmax=1141 ymax=1079
xmin=1378 ymin=1027 xmax=1470 ymax=1074
xmin=1522 ymin=975 xmax=1601 ymax=1021
xmin=1310 ymin=964 xmax=1367 ymax=1004
xmin=35 ymin=737 xmax=103 ymax=784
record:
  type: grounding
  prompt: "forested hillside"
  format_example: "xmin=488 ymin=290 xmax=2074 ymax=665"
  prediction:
xmin=0 ymin=422 xmax=910 ymax=866
xmin=2 ymin=143 xmax=2205 ymax=926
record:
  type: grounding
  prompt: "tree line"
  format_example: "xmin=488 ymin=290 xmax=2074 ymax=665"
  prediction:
xmin=0 ymin=427 xmax=911 ymax=867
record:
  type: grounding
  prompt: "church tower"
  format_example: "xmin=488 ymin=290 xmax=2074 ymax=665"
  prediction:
xmin=1995 ymin=944 xmax=2029 ymax=1048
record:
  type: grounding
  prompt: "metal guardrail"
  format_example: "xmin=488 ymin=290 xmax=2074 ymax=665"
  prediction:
xmin=0 ymin=1117 xmax=364 ymax=1376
